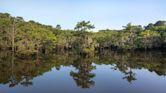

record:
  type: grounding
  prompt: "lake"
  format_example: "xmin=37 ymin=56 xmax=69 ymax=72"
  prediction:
xmin=0 ymin=50 xmax=166 ymax=93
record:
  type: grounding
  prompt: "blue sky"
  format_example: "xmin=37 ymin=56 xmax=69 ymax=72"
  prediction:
xmin=0 ymin=0 xmax=166 ymax=31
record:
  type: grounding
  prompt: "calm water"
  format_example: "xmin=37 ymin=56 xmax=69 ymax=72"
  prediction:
xmin=0 ymin=51 xmax=166 ymax=93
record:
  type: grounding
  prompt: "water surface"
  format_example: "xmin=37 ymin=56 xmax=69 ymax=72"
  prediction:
xmin=0 ymin=51 xmax=166 ymax=93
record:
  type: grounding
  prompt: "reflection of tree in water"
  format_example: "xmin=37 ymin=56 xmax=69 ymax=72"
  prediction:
xmin=112 ymin=61 xmax=137 ymax=84
xmin=20 ymin=76 xmax=33 ymax=87
xmin=70 ymin=57 xmax=96 ymax=88
xmin=1 ymin=50 xmax=166 ymax=87
xmin=0 ymin=51 xmax=53 ymax=87
xmin=98 ymin=50 xmax=166 ymax=84
xmin=0 ymin=51 xmax=96 ymax=88
xmin=8 ymin=52 xmax=33 ymax=87
xmin=122 ymin=68 xmax=136 ymax=84
xmin=9 ymin=52 xmax=17 ymax=87
xmin=9 ymin=76 xmax=33 ymax=87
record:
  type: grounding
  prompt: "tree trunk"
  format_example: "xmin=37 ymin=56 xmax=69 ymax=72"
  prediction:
xmin=12 ymin=23 xmax=15 ymax=52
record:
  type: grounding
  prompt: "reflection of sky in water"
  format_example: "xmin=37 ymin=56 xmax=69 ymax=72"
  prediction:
xmin=1 ymin=64 xmax=166 ymax=93
xmin=0 ymin=51 xmax=166 ymax=93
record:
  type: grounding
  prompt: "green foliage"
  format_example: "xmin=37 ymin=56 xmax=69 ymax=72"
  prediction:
xmin=0 ymin=13 xmax=13 ymax=49
xmin=0 ymin=13 xmax=57 ymax=55
xmin=94 ymin=22 xmax=166 ymax=50
xmin=74 ymin=21 xmax=95 ymax=31
xmin=0 ymin=13 xmax=166 ymax=56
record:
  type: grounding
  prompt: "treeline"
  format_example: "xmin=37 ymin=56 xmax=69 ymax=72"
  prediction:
xmin=0 ymin=13 xmax=166 ymax=56
xmin=95 ymin=22 xmax=166 ymax=51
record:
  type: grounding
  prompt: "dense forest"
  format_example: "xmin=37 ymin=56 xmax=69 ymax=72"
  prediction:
xmin=0 ymin=13 xmax=166 ymax=57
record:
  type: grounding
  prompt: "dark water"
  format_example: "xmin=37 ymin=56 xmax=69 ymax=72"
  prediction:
xmin=0 ymin=51 xmax=166 ymax=93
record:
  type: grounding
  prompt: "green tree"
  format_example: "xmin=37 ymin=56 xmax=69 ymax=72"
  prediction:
xmin=138 ymin=30 xmax=161 ymax=50
xmin=55 ymin=24 xmax=61 ymax=30
xmin=74 ymin=21 xmax=95 ymax=56
xmin=74 ymin=21 xmax=95 ymax=31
